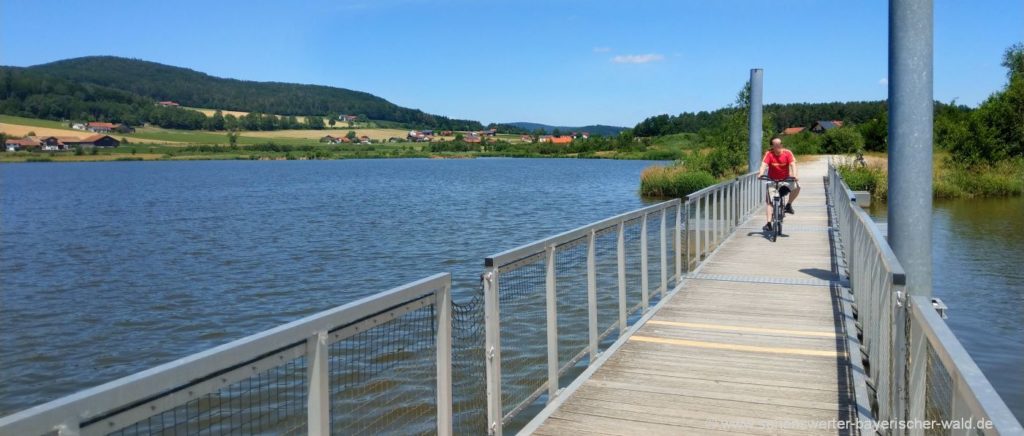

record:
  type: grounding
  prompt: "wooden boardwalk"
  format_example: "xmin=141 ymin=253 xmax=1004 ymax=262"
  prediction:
xmin=527 ymin=158 xmax=861 ymax=435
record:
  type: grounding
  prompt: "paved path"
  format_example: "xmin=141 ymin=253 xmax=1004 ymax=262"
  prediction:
xmin=529 ymin=157 xmax=858 ymax=435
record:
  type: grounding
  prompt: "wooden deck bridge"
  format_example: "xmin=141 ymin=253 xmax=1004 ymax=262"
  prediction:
xmin=522 ymin=158 xmax=867 ymax=435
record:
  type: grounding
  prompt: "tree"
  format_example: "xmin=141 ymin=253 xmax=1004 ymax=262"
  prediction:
xmin=345 ymin=130 xmax=357 ymax=141
xmin=326 ymin=112 xmax=338 ymax=128
xmin=206 ymin=110 xmax=225 ymax=131
xmin=227 ymin=131 xmax=239 ymax=146
xmin=454 ymin=133 xmax=464 ymax=142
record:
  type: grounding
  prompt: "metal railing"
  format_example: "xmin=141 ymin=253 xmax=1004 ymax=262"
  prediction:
xmin=481 ymin=172 xmax=766 ymax=435
xmin=0 ymin=273 xmax=454 ymax=436
xmin=828 ymin=161 xmax=1022 ymax=435
xmin=683 ymin=172 xmax=762 ymax=270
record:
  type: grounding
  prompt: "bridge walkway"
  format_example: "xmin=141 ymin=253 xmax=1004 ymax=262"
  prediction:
xmin=528 ymin=157 xmax=861 ymax=435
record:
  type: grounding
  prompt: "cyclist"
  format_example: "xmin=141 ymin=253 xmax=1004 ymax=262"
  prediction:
xmin=757 ymin=137 xmax=800 ymax=232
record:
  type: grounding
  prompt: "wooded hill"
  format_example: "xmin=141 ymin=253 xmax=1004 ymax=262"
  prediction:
xmin=0 ymin=56 xmax=483 ymax=131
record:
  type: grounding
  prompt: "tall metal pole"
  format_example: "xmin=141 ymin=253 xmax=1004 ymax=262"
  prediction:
xmin=888 ymin=0 xmax=933 ymax=298
xmin=748 ymin=68 xmax=764 ymax=173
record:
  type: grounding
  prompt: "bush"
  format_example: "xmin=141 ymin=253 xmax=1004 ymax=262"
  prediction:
xmin=783 ymin=131 xmax=822 ymax=155
xmin=821 ymin=128 xmax=865 ymax=154
xmin=640 ymin=165 xmax=716 ymax=197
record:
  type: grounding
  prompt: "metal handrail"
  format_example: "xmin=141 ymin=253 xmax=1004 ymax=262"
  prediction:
xmin=482 ymin=172 xmax=767 ymax=435
xmin=0 ymin=273 xmax=454 ymax=436
xmin=683 ymin=171 xmax=761 ymax=269
xmin=828 ymin=160 xmax=1022 ymax=435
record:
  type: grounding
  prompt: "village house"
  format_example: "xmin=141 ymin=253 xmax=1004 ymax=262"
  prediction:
xmin=520 ymin=135 xmax=533 ymax=142
xmin=484 ymin=128 xmax=497 ymax=136
xmin=359 ymin=135 xmax=371 ymax=144
xmin=339 ymin=115 xmax=358 ymax=122
xmin=550 ymin=136 xmax=572 ymax=145
xmin=158 ymin=101 xmax=180 ymax=107
xmin=71 ymin=123 xmax=87 ymax=130
xmin=85 ymin=122 xmax=134 ymax=134
xmin=781 ymin=127 xmax=806 ymax=136
xmin=63 ymin=135 xmax=121 ymax=148
xmin=407 ymin=130 xmax=433 ymax=142
xmin=463 ymin=133 xmax=482 ymax=143
xmin=320 ymin=135 xmax=343 ymax=144
xmin=810 ymin=120 xmax=844 ymax=133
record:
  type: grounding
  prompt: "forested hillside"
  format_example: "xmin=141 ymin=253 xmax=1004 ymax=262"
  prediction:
xmin=0 ymin=56 xmax=483 ymax=131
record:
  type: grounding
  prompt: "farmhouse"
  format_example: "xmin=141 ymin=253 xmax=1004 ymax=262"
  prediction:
xmin=781 ymin=127 xmax=805 ymax=135
xmin=339 ymin=115 xmax=358 ymax=122
xmin=810 ymin=120 xmax=844 ymax=133
xmin=320 ymin=135 xmax=343 ymax=144
xmin=463 ymin=133 xmax=482 ymax=143
xmin=63 ymin=135 xmax=120 ymax=148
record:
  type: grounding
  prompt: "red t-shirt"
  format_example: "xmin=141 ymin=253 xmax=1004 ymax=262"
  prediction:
xmin=763 ymin=150 xmax=795 ymax=180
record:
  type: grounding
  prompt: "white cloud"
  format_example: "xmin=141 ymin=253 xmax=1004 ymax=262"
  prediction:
xmin=879 ymin=77 xmax=888 ymax=86
xmin=611 ymin=54 xmax=665 ymax=64
xmin=593 ymin=47 xmax=612 ymax=53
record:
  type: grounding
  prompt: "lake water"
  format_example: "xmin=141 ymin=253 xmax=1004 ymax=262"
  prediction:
xmin=1 ymin=159 xmax=1020 ymax=422
xmin=869 ymin=197 xmax=1024 ymax=419
xmin=0 ymin=158 xmax=661 ymax=417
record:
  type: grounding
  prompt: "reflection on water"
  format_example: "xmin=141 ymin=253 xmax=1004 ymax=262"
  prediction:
xmin=869 ymin=196 xmax=1024 ymax=419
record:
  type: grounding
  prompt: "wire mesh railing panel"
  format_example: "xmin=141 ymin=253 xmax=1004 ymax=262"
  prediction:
xmin=451 ymin=286 xmax=487 ymax=434
xmin=328 ymin=303 xmax=438 ymax=435
xmin=594 ymin=226 xmax=621 ymax=347
xmin=104 ymin=353 xmax=308 ymax=436
xmin=924 ymin=344 xmax=955 ymax=436
xmin=496 ymin=256 xmax=548 ymax=419
xmin=623 ymin=218 xmax=644 ymax=316
xmin=554 ymin=238 xmax=589 ymax=370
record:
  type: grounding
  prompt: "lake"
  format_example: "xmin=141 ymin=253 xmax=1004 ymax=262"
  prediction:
xmin=0 ymin=158 xmax=661 ymax=416
xmin=1 ymin=159 xmax=1020 ymax=422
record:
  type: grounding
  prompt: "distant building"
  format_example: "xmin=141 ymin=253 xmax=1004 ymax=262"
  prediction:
xmin=781 ymin=127 xmax=805 ymax=136
xmin=5 ymin=138 xmax=38 ymax=151
xmin=550 ymin=136 xmax=572 ymax=145
xmin=810 ymin=121 xmax=843 ymax=133
xmin=320 ymin=135 xmax=343 ymax=144
xmin=520 ymin=135 xmax=533 ymax=142
xmin=63 ymin=135 xmax=120 ymax=148
xmin=538 ymin=135 xmax=553 ymax=143
xmin=463 ymin=133 xmax=482 ymax=143
xmin=71 ymin=123 xmax=87 ymax=130
xmin=484 ymin=128 xmax=497 ymax=136
xmin=85 ymin=122 xmax=133 ymax=133
xmin=339 ymin=115 xmax=358 ymax=122
xmin=158 ymin=101 xmax=180 ymax=107
xmin=359 ymin=135 xmax=371 ymax=144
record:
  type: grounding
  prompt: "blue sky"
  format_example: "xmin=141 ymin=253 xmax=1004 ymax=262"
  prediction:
xmin=2 ymin=0 xmax=1021 ymax=127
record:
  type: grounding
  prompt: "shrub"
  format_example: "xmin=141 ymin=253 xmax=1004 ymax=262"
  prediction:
xmin=784 ymin=131 xmax=822 ymax=155
xmin=821 ymin=128 xmax=865 ymax=154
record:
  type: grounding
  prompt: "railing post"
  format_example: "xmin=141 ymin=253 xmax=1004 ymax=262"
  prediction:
xmin=659 ymin=208 xmax=667 ymax=297
xmin=483 ymin=269 xmax=503 ymax=436
xmin=908 ymin=300 xmax=927 ymax=436
xmin=544 ymin=245 xmax=558 ymax=401
xmin=306 ymin=330 xmax=330 ymax=436
xmin=713 ymin=189 xmax=720 ymax=247
xmin=587 ymin=229 xmax=598 ymax=362
xmin=436 ymin=278 xmax=453 ymax=436
xmin=674 ymin=202 xmax=682 ymax=282
xmin=704 ymin=195 xmax=710 ymax=255
xmin=640 ymin=214 xmax=649 ymax=311
xmin=694 ymin=198 xmax=702 ymax=264
xmin=617 ymin=222 xmax=627 ymax=333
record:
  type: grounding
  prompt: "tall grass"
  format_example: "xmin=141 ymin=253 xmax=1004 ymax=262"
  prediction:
xmin=835 ymin=155 xmax=1023 ymax=199
xmin=640 ymin=165 xmax=716 ymax=197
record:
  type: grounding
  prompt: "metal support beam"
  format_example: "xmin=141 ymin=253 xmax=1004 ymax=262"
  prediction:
xmin=640 ymin=215 xmax=649 ymax=311
xmin=544 ymin=245 xmax=558 ymax=401
xmin=587 ymin=229 xmax=599 ymax=362
xmin=888 ymin=0 xmax=933 ymax=299
xmin=483 ymin=269 xmax=503 ymax=436
xmin=435 ymin=280 xmax=453 ymax=436
xmin=748 ymin=68 xmax=764 ymax=173
xmin=617 ymin=222 xmax=627 ymax=332
xmin=306 ymin=331 xmax=330 ymax=436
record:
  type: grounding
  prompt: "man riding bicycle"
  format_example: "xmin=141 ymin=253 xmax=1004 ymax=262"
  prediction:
xmin=757 ymin=137 xmax=800 ymax=232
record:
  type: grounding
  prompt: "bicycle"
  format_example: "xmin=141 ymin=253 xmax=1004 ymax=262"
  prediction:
xmin=759 ymin=176 xmax=796 ymax=242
